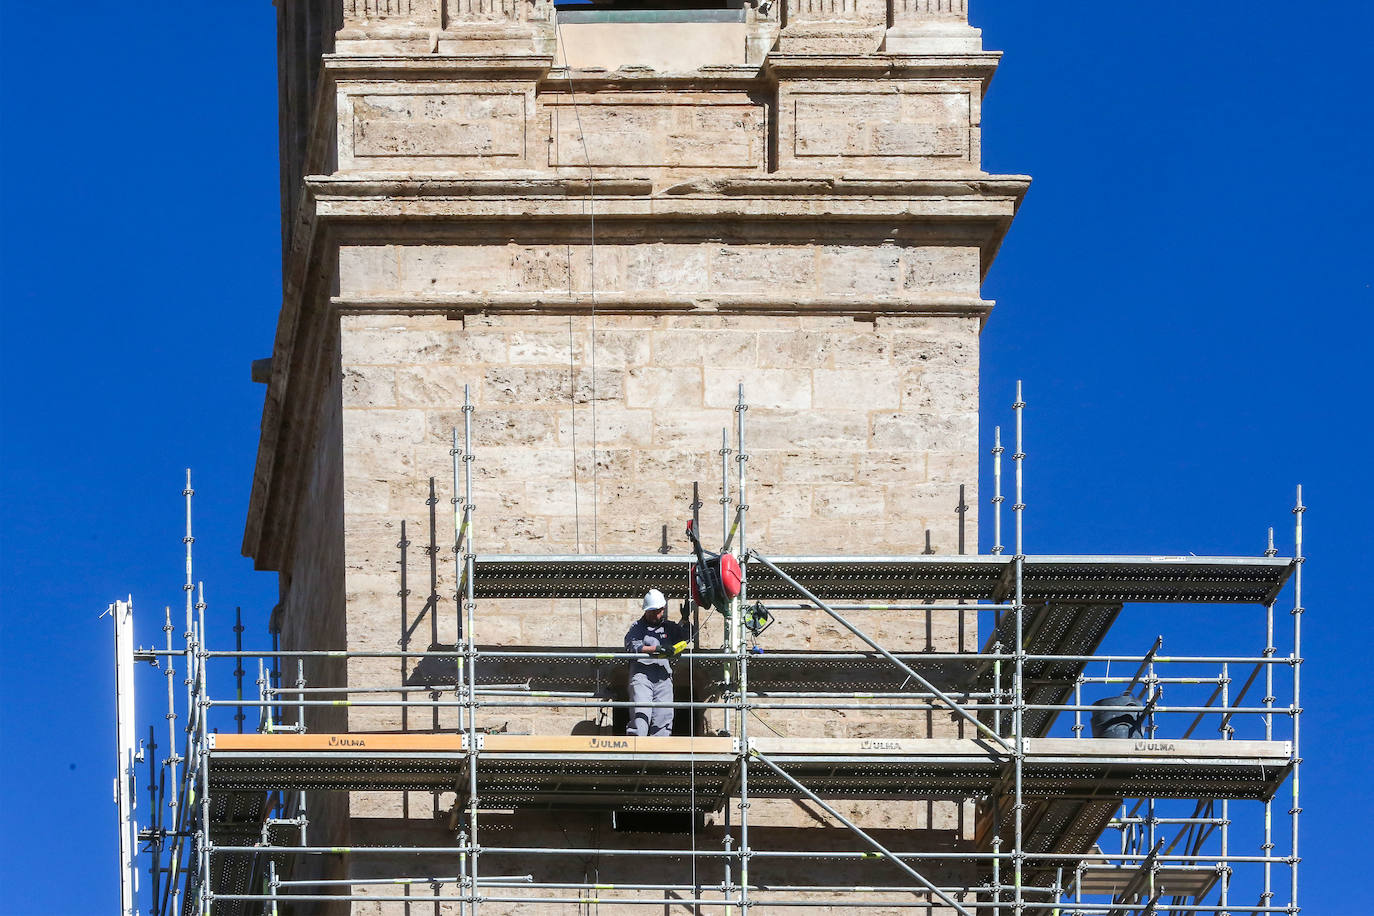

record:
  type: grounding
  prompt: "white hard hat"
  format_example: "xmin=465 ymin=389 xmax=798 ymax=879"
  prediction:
xmin=642 ymin=589 xmax=667 ymax=613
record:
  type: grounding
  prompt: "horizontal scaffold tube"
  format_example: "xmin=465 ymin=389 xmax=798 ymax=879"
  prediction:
xmin=255 ymin=685 xmax=1000 ymax=700
xmin=210 ymin=845 xmax=1292 ymax=865
xmin=214 ymin=895 xmax=741 ymax=906
xmin=178 ymin=648 xmax=1292 ymax=666
xmin=273 ymin=876 xmax=533 ymax=888
xmin=208 ymin=698 xmax=1281 ymax=716
xmin=762 ymin=604 xmax=1015 ymax=612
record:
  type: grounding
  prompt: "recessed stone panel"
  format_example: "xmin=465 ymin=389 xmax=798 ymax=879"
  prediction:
xmin=793 ymin=90 xmax=971 ymax=160
xmin=547 ymin=97 xmax=765 ymax=170
xmin=350 ymin=92 xmax=526 ymax=159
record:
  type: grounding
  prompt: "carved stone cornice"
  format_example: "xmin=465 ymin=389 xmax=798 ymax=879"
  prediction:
xmin=763 ymin=52 xmax=1001 ymax=86
xmin=323 ymin=53 xmax=556 ymax=80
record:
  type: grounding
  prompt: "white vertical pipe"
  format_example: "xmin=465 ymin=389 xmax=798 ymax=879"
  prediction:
xmin=114 ymin=598 xmax=139 ymax=916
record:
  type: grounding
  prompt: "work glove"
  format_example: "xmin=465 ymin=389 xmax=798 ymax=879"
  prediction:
xmin=654 ymin=640 xmax=689 ymax=658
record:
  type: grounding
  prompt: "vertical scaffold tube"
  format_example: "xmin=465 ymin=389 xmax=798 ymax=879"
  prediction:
xmin=991 ymin=426 xmax=1004 ymax=556
xmin=721 ymin=428 xmax=731 ymax=548
xmin=452 ymin=428 xmax=467 ymax=739
xmin=1290 ymin=485 xmax=1303 ymax=912
xmin=182 ymin=470 xmax=195 ymax=804
xmin=1012 ymin=382 xmax=1026 ymax=914
xmin=453 ymin=427 xmax=465 ymax=640
xmin=1220 ymin=663 xmax=1231 ymax=910
xmin=1262 ymin=524 xmax=1277 ymax=910
xmin=196 ymin=585 xmax=211 ymax=915
xmin=234 ymin=607 xmax=245 ymax=734
xmin=463 ymin=386 xmax=480 ymax=916
xmin=164 ymin=605 xmax=180 ymax=820
xmin=459 ymin=829 xmax=469 ymax=916
xmin=734 ymin=384 xmax=750 ymax=913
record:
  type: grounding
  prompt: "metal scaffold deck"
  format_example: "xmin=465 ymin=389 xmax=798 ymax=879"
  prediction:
xmin=472 ymin=554 xmax=1293 ymax=604
xmin=206 ymin=733 xmax=1291 ymax=806
xmin=113 ymin=386 xmax=1305 ymax=916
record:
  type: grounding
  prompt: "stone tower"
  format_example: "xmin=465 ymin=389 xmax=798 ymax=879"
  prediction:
xmin=246 ymin=1 xmax=1026 ymax=911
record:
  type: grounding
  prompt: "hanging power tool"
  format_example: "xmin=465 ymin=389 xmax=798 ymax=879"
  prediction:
xmin=685 ymin=519 xmax=742 ymax=613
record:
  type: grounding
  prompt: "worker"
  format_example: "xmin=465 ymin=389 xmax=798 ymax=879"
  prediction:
xmin=624 ymin=588 xmax=689 ymax=737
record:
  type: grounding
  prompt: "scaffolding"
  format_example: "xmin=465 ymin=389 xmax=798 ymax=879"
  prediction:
xmin=114 ymin=386 xmax=1303 ymax=915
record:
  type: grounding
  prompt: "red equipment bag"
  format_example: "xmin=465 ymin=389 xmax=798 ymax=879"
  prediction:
xmin=718 ymin=553 xmax=742 ymax=600
xmin=686 ymin=520 xmax=743 ymax=611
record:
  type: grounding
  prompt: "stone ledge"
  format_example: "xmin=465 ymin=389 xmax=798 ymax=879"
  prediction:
xmin=319 ymin=52 xmax=1000 ymax=84
xmin=307 ymin=174 xmax=655 ymax=198
xmin=330 ymin=293 xmax=994 ymax=318
xmin=323 ymin=53 xmax=556 ymax=79
xmin=765 ymin=51 xmax=1001 ymax=84
xmin=306 ymin=192 xmax=1024 ymax=223
xmin=304 ymin=173 xmax=1028 ymax=200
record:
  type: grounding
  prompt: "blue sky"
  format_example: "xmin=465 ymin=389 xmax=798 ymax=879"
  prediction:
xmin=1 ymin=3 xmax=1370 ymax=913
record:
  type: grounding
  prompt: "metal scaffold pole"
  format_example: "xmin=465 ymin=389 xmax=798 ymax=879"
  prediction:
xmin=196 ymin=583 xmax=212 ymax=914
xmin=1290 ymin=486 xmax=1303 ymax=912
xmin=463 ymin=385 xmax=480 ymax=916
xmin=991 ymin=426 xmax=1004 ymax=556
xmin=1262 ymin=527 xmax=1277 ymax=912
xmin=1012 ymin=382 xmax=1026 ymax=914
xmin=735 ymin=383 xmax=751 ymax=914
xmin=163 ymin=605 xmax=180 ymax=824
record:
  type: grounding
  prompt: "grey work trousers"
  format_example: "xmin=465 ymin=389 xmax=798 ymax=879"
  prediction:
xmin=627 ymin=665 xmax=674 ymax=737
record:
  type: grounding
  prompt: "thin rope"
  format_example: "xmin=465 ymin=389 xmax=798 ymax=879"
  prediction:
xmin=554 ymin=12 xmax=600 ymax=647
xmin=555 ymin=25 xmax=604 ymax=914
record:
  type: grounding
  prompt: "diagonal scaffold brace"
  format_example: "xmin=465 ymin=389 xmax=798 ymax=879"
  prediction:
xmin=747 ymin=550 xmax=1013 ymax=753
xmin=749 ymin=749 xmax=975 ymax=916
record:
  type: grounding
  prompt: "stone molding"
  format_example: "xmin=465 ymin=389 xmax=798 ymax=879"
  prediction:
xmin=330 ymin=293 xmax=995 ymax=318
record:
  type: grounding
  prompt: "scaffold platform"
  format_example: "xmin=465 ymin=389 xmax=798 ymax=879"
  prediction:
xmin=206 ymin=734 xmax=1292 ymax=812
xmin=473 ymin=554 xmax=1293 ymax=604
